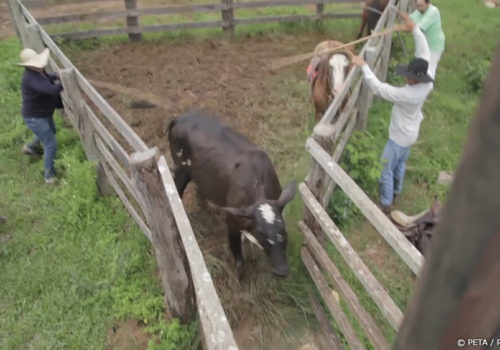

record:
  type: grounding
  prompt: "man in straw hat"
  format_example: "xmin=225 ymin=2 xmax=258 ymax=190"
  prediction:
xmin=17 ymin=47 xmax=63 ymax=184
xmin=351 ymin=10 xmax=435 ymax=213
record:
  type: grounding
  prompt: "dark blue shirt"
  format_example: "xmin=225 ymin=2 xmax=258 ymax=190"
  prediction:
xmin=21 ymin=69 xmax=63 ymax=119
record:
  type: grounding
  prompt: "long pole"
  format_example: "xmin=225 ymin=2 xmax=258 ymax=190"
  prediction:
xmin=270 ymin=26 xmax=397 ymax=71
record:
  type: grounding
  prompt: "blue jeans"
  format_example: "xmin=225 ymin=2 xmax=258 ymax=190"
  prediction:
xmin=379 ymin=139 xmax=411 ymax=207
xmin=23 ymin=117 xmax=57 ymax=180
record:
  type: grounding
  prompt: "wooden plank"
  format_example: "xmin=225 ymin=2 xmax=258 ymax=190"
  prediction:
xmin=100 ymin=160 xmax=153 ymax=243
xmin=95 ymin=137 xmax=147 ymax=214
xmin=129 ymin=148 xmax=195 ymax=323
xmin=301 ymin=247 xmax=366 ymax=350
xmin=306 ymin=138 xmax=424 ymax=275
xmin=9 ymin=0 xmax=29 ymax=44
xmin=39 ymin=28 xmax=74 ymax=68
xmin=74 ymin=70 xmax=148 ymax=152
xmin=299 ymin=182 xmax=404 ymax=329
xmin=231 ymin=0 xmax=358 ymax=9
xmin=331 ymin=77 xmax=362 ymax=137
xmin=156 ymin=156 xmax=238 ymax=350
xmin=53 ymin=20 xmax=226 ymax=39
xmin=53 ymin=27 xmax=129 ymax=40
xmin=304 ymin=124 xmax=338 ymax=244
xmin=134 ymin=20 xmax=225 ymax=33
xmin=37 ymin=11 xmax=127 ymax=25
xmin=84 ymin=104 xmax=131 ymax=168
xmin=320 ymin=108 xmax=358 ymax=207
xmin=233 ymin=12 xmax=359 ymax=25
xmin=355 ymin=44 xmax=377 ymax=131
xmin=137 ymin=3 xmax=224 ymax=16
xmin=309 ymin=293 xmax=345 ymax=350
xmin=333 ymin=107 xmax=357 ymax=162
xmin=300 ymin=221 xmax=390 ymax=350
xmin=35 ymin=0 xmax=357 ymax=25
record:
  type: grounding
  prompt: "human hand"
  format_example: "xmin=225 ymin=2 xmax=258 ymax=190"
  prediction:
xmin=351 ymin=55 xmax=366 ymax=67
xmin=393 ymin=8 xmax=415 ymax=32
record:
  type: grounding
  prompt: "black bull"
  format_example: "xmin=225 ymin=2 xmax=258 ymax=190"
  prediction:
xmin=167 ymin=112 xmax=296 ymax=277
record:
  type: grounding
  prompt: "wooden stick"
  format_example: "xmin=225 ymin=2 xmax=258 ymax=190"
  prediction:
xmin=270 ymin=26 xmax=397 ymax=71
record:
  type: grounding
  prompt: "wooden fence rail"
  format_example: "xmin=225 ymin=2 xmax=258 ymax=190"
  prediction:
xmin=24 ymin=0 xmax=362 ymax=39
xmin=7 ymin=0 xmax=238 ymax=348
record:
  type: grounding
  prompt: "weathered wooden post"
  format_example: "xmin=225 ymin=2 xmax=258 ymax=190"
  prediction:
xmin=60 ymin=68 xmax=112 ymax=195
xmin=8 ymin=0 xmax=29 ymax=45
xmin=129 ymin=148 xmax=195 ymax=323
xmin=6 ymin=0 xmax=21 ymax=39
xmin=124 ymin=0 xmax=141 ymax=41
xmin=356 ymin=45 xmax=377 ymax=131
xmin=221 ymin=0 xmax=235 ymax=33
xmin=316 ymin=0 xmax=324 ymax=18
xmin=303 ymin=123 xmax=337 ymax=243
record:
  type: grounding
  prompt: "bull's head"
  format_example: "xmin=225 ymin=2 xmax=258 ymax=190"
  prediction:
xmin=222 ymin=180 xmax=297 ymax=278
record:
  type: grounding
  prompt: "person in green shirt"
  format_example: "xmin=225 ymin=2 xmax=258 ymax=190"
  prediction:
xmin=410 ymin=0 xmax=445 ymax=77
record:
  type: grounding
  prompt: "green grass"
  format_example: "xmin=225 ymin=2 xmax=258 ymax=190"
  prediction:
xmin=0 ymin=37 xmax=198 ymax=350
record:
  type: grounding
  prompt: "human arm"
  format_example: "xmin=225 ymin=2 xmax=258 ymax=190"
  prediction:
xmin=351 ymin=55 xmax=412 ymax=103
xmin=28 ymin=73 xmax=63 ymax=96
xmin=412 ymin=6 xmax=439 ymax=32
xmin=395 ymin=9 xmax=433 ymax=78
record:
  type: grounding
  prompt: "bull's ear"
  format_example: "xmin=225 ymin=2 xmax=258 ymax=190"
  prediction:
xmin=277 ymin=179 xmax=297 ymax=210
xmin=220 ymin=205 xmax=255 ymax=219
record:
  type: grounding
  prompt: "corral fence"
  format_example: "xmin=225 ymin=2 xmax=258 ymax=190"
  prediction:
xmin=7 ymin=0 xmax=238 ymax=348
xmin=22 ymin=0 xmax=363 ymax=40
xmin=299 ymin=0 xmax=425 ymax=348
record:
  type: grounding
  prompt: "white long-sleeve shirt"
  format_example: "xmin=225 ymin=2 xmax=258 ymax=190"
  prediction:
xmin=361 ymin=26 xmax=434 ymax=147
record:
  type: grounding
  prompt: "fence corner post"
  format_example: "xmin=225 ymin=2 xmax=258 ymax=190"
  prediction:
xmin=221 ymin=0 xmax=235 ymax=34
xmin=356 ymin=45 xmax=377 ymax=131
xmin=125 ymin=0 xmax=141 ymax=42
xmin=129 ymin=148 xmax=195 ymax=323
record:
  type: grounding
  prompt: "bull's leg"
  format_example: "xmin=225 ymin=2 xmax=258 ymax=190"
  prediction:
xmin=227 ymin=221 xmax=245 ymax=279
xmin=173 ymin=168 xmax=191 ymax=197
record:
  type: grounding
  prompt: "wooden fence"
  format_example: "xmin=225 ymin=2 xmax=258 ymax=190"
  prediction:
xmin=7 ymin=0 xmax=238 ymax=349
xmin=299 ymin=0 xmax=425 ymax=348
xmin=24 ymin=0 xmax=362 ymax=40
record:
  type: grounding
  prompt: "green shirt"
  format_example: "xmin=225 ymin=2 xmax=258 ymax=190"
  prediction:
xmin=410 ymin=4 xmax=445 ymax=52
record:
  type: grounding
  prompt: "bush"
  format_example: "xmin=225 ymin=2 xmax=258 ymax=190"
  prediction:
xmin=464 ymin=59 xmax=491 ymax=93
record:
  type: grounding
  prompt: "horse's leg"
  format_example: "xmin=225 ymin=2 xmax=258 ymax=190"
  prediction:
xmin=357 ymin=12 xmax=368 ymax=39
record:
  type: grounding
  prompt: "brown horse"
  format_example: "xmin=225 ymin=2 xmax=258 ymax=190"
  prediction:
xmin=357 ymin=0 xmax=389 ymax=39
xmin=309 ymin=40 xmax=353 ymax=122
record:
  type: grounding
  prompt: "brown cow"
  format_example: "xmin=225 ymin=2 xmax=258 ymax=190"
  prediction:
xmin=357 ymin=0 xmax=389 ymax=39
xmin=167 ymin=112 xmax=296 ymax=278
xmin=308 ymin=40 xmax=353 ymax=122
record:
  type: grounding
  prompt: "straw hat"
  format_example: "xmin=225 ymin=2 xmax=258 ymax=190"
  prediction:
xmin=17 ymin=48 xmax=50 ymax=69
